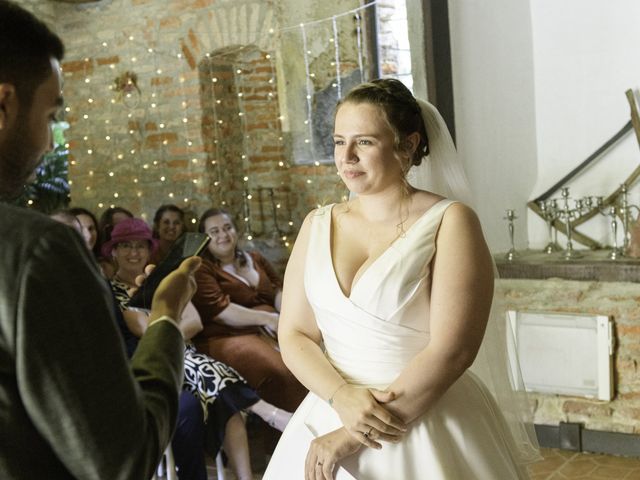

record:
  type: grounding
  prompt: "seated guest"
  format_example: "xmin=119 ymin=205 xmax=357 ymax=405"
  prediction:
xmin=151 ymin=204 xmax=186 ymax=265
xmin=69 ymin=206 xmax=101 ymax=257
xmin=98 ymin=206 xmax=134 ymax=241
xmin=50 ymin=209 xmax=91 ymax=246
xmin=104 ymin=218 xmax=291 ymax=480
xmin=97 ymin=206 xmax=133 ymax=278
xmin=192 ymin=208 xmax=308 ymax=414
xmin=53 ymin=209 xmax=138 ymax=355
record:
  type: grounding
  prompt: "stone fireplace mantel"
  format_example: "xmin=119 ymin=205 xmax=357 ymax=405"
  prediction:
xmin=494 ymin=249 xmax=640 ymax=282
xmin=491 ymin=250 xmax=640 ymax=437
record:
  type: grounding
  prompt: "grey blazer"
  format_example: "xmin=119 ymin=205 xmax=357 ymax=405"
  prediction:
xmin=0 ymin=203 xmax=184 ymax=479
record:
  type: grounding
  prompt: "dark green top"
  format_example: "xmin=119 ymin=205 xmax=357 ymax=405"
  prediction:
xmin=0 ymin=203 xmax=184 ymax=479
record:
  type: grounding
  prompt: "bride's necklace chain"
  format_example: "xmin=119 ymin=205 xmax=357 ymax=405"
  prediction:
xmin=346 ymin=196 xmax=411 ymax=250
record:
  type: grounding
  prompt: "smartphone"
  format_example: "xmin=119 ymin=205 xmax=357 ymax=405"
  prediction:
xmin=128 ymin=232 xmax=210 ymax=310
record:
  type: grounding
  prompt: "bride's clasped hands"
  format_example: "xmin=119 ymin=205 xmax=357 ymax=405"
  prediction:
xmin=330 ymin=384 xmax=407 ymax=447
xmin=304 ymin=384 xmax=408 ymax=480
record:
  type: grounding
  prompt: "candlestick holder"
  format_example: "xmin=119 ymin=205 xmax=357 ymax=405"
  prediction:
xmin=504 ymin=209 xmax=518 ymax=261
xmin=616 ymin=184 xmax=640 ymax=253
xmin=538 ymin=199 xmax=562 ymax=254
xmin=595 ymin=197 xmax=624 ymax=260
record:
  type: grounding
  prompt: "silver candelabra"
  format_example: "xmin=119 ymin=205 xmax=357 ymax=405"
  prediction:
xmin=537 ymin=199 xmax=562 ymax=254
xmin=557 ymin=187 xmax=584 ymax=260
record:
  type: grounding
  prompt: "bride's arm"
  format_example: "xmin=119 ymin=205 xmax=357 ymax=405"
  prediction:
xmin=279 ymin=211 xmax=406 ymax=447
xmin=374 ymin=203 xmax=494 ymax=425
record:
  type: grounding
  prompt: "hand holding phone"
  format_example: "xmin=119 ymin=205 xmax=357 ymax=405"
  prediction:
xmin=128 ymin=232 xmax=210 ymax=310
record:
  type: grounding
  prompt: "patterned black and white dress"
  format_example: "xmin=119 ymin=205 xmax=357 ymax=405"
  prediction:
xmin=110 ymin=279 xmax=260 ymax=457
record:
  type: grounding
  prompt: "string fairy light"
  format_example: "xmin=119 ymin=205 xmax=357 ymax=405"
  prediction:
xmin=206 ymin=55 xmax=224 ymax=205
xmin=299 ymin=23 xmax=315 ymax=161
xmin=355 ymin=11 xmax=365 ymax=82
xmin=178 ymin=65 xmax=196 ymax=207
xmin=331 ymin=16 xmax=342 ymax=99
xmin=64 ymin=1 xmax=378 ymax=224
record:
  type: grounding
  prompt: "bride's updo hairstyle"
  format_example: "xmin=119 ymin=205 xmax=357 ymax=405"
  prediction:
xmin=337 ymin=78 xmax=429 ymax=172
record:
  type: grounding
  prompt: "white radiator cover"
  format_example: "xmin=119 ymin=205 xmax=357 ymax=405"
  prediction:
xmin=507 ymin=310 xmax=615 ymax=401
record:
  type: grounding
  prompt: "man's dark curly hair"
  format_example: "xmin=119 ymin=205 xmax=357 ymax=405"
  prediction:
xmin=0 ymin=0 xmax=65 ymax=106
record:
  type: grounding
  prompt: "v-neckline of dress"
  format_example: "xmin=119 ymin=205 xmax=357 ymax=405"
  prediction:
xmin=328 ymin=199 xmax=447 ymax=299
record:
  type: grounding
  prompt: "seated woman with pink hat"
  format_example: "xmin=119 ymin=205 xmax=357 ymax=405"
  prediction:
xmin=103 ymin=217 xmax=291 ymax=480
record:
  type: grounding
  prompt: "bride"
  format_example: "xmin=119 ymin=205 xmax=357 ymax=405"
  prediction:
xmin=263 ymin=78 xmax=539 ymax=479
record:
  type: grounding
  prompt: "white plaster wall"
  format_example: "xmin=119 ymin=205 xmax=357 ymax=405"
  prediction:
xmin=527 ymin=0 xmax=640 ymax=249
xmin=447 ymin=0 xmax=640 ymax=252
xmin=448 ymin=0 xmax=538 ymax=251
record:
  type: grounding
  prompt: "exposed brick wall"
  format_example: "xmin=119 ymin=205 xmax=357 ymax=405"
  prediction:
xmin=497 ymin=278 xmax=640 ymax=434
xmin=13 ymin=0 xmax=55 ymax=27
xmin=21 ymin=0 xmax=351 ymax=235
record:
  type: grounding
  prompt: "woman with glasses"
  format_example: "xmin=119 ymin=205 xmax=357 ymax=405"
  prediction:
xmin=104 ymin=217 xmax=292 ymax=480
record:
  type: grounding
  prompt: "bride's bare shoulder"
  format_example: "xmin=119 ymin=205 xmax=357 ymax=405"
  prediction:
xmin=411 ymin=190 xmax=446 ymax=213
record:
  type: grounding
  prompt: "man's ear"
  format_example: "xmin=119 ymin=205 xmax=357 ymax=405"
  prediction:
xmin=0 ymin=83 xmax=18 ymax=131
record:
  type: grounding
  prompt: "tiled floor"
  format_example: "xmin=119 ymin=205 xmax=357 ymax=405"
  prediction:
xmin=202 ymin=447 xmax=640 ymax=479
xmin=528 ymin=448 xmax=640 ymax=479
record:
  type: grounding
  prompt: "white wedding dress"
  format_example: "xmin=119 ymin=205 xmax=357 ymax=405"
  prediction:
xmin=263 ymin=200 xmax=530 ymax=479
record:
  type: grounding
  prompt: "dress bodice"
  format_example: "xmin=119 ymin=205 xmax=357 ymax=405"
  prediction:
xmin=304 ymin=200 xmax=455 ymax=387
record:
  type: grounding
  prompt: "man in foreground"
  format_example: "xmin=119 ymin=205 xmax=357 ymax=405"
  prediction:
xmin=0 ymin=1 xmax=201 ymax=478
